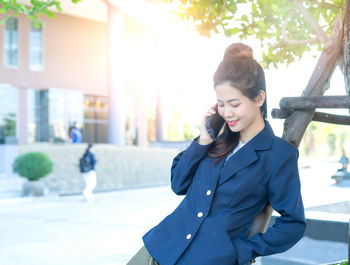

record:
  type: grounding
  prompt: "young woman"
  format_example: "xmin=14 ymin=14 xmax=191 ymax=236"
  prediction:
xmin=127 ymin=43 xmax=306 ymax=265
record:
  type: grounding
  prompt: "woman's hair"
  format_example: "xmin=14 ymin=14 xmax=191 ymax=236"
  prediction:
xmin=85 ymin=143 xmax=94 ymax=153
xmin=208 ymin=43 xmax=267 ymax=164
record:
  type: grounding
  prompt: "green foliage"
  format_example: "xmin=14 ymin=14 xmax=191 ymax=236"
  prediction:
xmin=300 ymin=122 xmax=350 ymax=158
xmin=13 ymin=152 xmax=53 ymax=181
xmin=327 ymin=132 xmax=336 ymax=156
xmin=0 ymin=0 xmax=83 ymax=27
xmin=164 ymin=0 xmax=345 ymax=68
xmin=334 ymin=261 xmax=348 ymax=265
xmin=183 ymin=123 xmax=200 ymax=140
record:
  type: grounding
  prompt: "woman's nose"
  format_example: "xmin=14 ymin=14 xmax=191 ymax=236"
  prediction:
xmin=223 ymin=107 xmax=233 ymax=118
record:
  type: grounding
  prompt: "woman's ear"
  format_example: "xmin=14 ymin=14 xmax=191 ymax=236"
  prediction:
xmin=255 ymin=90 xmax=265 ymax=107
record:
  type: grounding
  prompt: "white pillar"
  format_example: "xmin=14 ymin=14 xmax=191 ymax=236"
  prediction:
xmin=107 ymin=5 xmax=126 ymax=145
xmin=136 ymin=96 xmax=148 ymax=147
xmin=155 ymin=32 xmax=167 ymax=141
xmin=17 ymin=87 xmax=28 ymax=144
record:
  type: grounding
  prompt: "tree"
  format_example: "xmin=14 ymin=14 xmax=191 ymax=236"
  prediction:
xmin=165 ymin=0 xmax=350 ymax=148
xmin=165 ymin=0 xmax=344 ymax=69
xmin=0 ymin=0 xmax=82 ymax=26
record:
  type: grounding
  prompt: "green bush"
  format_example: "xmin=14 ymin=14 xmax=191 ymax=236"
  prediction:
xmin=13 ymin=152 xmax=53 ymax=181
xmin=334 ymin=261 xmax=348 ymax=265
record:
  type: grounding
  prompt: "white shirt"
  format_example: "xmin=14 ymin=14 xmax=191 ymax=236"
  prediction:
xmin=225 ymin=140 xmax=245 ymax=162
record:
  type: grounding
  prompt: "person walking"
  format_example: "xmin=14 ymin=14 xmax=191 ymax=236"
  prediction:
xmin=81 ymin=143 xmax=97 ymax=202
xmin=126 ymin=43 xmax=306 ymax=265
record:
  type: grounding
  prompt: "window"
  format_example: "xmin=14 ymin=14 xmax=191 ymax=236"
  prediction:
xmin=4 ymin=18 xmax=18 ymax=67
xmin=29 ymin=22 xmax=43 ymax=71
xmin=27 ymin=89 xmax=48 ymax=143
xmin=83 ymin=95 xmax=108 ymax=143
xmin=48 ymin=89 xmax=84 ymax=142
xmin=0 ymin=85 xmax=18 ymax=144
xmin=28 ymin=88 xmax=84 ymax=143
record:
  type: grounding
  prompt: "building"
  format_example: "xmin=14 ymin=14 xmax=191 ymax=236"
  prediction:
xmin=0 ymin=1 xmax=109 ymax=145
xmin=0 ymin=0 xmax=179 ymax=147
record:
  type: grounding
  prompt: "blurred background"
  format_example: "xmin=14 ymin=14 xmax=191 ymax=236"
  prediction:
xmin=0 ymin=0 xmax=350 ymax=264
xmin=0 ymin=0 xmax=349 ymax=174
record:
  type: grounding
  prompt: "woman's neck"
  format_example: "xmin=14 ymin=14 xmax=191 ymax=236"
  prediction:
xmin=239 ymin=117 xmax=265 ymax=144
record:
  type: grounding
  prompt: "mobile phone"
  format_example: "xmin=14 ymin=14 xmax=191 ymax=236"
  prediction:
xmin=205 ymin=106 xmax=225 ymax=141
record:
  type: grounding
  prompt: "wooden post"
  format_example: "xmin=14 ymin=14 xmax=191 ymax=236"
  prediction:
xmin=272 ymin=108 xmax=350 ymax=125
xmin=282 ymin=12 xmax=344 ymax=147
xmin=280 ymin=96 xmax=350 ymax=109
xmin=343 ymin=0 xmax=350 ymax=97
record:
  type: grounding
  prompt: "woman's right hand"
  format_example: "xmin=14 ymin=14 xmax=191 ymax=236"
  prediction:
xmin=198 ymin=104 xmax=218 ymax=145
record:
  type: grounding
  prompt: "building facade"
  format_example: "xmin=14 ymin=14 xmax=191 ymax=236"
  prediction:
xmin=0 ymin=8 xmax=109 ymax=144
xmin=0 ymin=0 xmax=195 ymax=180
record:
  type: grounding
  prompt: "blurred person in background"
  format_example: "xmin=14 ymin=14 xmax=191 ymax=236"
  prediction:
xmin=80 ymin=143 xmax=97 ymax=201
xmin=339 ymin=148 xmax=349 ymax=172
xmin=68 ymin=121 xmax=82 ymax=143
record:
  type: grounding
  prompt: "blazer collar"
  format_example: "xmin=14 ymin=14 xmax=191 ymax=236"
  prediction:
xmin=218 ymin=120 xmax=275 ymax=186
xmin=246 ymin=120 xmax=275 ymax=151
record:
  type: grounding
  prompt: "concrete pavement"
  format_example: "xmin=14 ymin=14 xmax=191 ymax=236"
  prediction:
xmin=0 ymin=185 xmax=348 ymax=265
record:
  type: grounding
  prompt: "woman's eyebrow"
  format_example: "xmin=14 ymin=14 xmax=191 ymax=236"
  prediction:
xmin=217 ymin=99 xmax=240 ymax=103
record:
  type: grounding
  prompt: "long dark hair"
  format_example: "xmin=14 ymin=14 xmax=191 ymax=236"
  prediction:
xmin=208 ymin=43 xmax=267 ymax=164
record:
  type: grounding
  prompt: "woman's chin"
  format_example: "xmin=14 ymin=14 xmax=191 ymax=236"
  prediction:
xmin=228 ymin=125 xmax=241 ymax=132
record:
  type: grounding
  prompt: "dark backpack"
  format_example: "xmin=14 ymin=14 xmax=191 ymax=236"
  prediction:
xmin=79 ymin=154 xmax=91 ymax=173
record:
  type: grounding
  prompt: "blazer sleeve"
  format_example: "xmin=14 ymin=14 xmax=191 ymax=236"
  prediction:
xmin=171 ymin=137 xmax=213 ymax=195
xmin=230 ymin=147 xmax=306 ymax=265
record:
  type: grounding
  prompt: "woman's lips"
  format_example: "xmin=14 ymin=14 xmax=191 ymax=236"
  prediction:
xmin=227 ymin=120 xmax=238 ymax=126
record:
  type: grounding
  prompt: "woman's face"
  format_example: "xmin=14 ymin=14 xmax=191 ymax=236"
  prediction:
xmin=215 ymin=83 xmax=265 ymax=140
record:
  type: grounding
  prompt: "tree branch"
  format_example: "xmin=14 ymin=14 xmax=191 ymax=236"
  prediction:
xmin=282 ymin=38 xmax=321 ymax=45
xmin=308 ymin=0 xmax=342 ymax=10
xmin=281 ymin=9 xmax=319 ymax=45
xmin=18 ymin=0 xmax=57 ymax=16
xmin=281 ymin=11 xmax=343 ymax=147
xmin=292 ymin=0 xmax=328 ymax=45
xmin=219 ymin=0 xmax=226 ymax=20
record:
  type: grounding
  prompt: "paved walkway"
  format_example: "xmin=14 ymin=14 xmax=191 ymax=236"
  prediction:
xmin=0 ymin=158 xmax=349 ymax=265
xmin=0 ymin=185 xmax=348 ymax=265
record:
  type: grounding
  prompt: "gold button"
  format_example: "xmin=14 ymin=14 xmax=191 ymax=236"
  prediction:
xmin=197 ymin=212 xmax=203 ymax=218
xmin=186 ymin=234 xmax=192 ymax=240
xmin=206 ymin=190 xmax=211 ymax=196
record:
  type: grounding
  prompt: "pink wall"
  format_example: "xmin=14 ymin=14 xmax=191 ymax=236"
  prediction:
xmin=0 ymin=13 xmax=108 ymax=95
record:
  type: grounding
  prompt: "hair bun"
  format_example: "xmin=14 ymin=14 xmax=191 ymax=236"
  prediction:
xmin=223 ymin=43 xmax=253 ymax=60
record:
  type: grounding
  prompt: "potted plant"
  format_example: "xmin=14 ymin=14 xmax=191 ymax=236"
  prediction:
xmin=12 ymin=152 xmax=54 ymax=196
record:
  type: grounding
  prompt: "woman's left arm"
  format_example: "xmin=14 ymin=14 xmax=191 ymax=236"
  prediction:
xmin=231 ymin=147 xmax=307 ymax=265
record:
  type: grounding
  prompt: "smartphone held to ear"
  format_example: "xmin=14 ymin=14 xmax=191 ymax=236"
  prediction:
xmin=205 ymin=106 xmax=225 ymax=141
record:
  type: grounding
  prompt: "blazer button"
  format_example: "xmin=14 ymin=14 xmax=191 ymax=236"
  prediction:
xmin=197 ymin=212 xmax=203 ymax=218
xmin=186 ymin=234 xmax=192 ymax=240
xmin=206 ymin=190 xmax=212 ymax=196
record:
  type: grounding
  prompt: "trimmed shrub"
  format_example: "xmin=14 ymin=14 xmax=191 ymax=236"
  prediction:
xmin=13 ymin=152 xmax=53 ymax=181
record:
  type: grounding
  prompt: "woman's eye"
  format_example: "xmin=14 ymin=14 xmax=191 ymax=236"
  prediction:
xmin=217 ymin=104 xmax=224 ymax=108
xmin=232 ymin=104 xmax=240 ymax=108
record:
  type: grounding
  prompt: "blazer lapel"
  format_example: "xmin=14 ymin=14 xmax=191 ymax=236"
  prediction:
xmin=217 ymin=120 xmax=275 ymax=186
xmin=218 ymin=145 xmax=257 ymax=185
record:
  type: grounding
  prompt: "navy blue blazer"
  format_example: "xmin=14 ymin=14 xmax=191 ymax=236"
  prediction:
xmin=143 ymin=121 xmax=306 ymax=265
